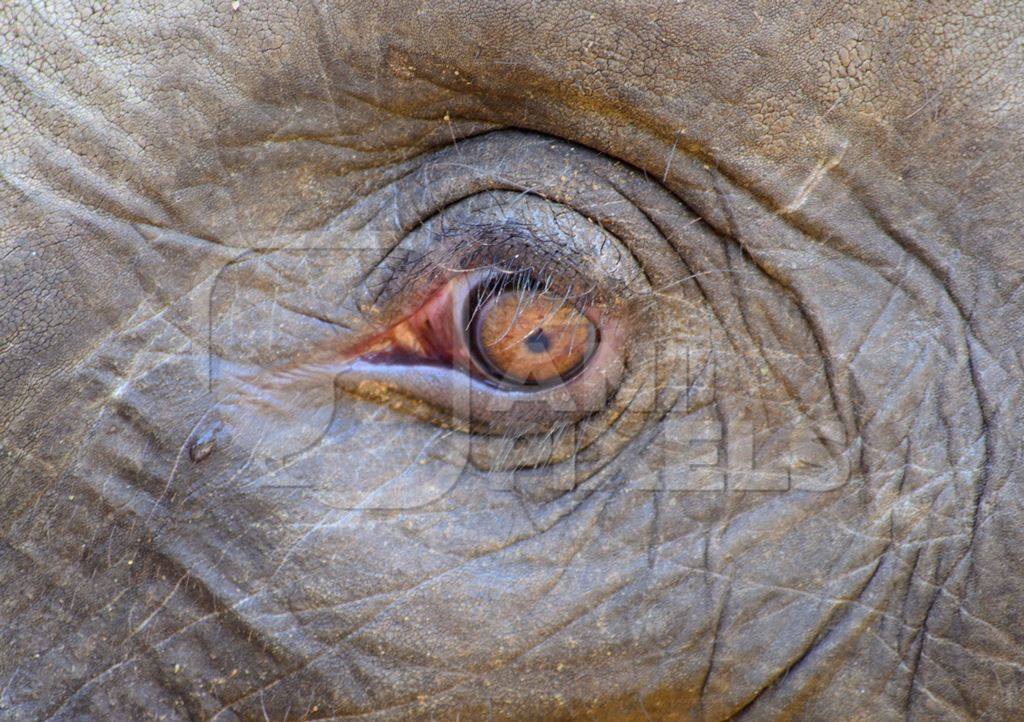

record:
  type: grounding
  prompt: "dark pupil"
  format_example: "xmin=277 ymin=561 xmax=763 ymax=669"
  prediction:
xmin=525 ymin=328 xmax=550 ymax=353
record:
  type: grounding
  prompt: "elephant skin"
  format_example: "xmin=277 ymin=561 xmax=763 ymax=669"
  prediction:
xmin=1 ymin=1 xmax=1023 ymax=720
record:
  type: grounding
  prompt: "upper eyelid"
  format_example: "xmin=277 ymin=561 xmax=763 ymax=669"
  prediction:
xmin=365 ymin=211 xmax=621 ymax=323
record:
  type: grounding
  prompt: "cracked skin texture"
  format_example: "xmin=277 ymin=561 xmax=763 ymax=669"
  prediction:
xmin=1 ymin=1 xmax=1023 ymax=720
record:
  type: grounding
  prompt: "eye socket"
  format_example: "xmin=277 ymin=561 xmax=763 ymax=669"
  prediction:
xmin=204 ymin=152 xmax=688 ymax=477
xmin=207 ymin=184 xmax=644 ymax=457
xmin=467 ymin=279 xmax=598 ymax=388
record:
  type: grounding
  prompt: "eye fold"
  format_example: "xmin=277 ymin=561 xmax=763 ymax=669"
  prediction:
xmin=471 ymin=289 xmax=597 ymax=387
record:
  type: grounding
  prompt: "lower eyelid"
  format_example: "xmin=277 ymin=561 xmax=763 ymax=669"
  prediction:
xmin=334 ymin=346 xmax=622 ymax=436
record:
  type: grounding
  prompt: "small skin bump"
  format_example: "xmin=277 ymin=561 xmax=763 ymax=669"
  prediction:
xmin=188 ymin=423 xmax=220 ymax=463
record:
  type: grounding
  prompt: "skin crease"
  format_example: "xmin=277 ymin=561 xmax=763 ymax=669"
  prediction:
xmin=1 ymin=0 xmax=1023 ymax=720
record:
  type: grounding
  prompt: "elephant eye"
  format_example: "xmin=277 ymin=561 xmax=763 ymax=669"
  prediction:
xmin=470 ymin=281 xmax=597 ymax=387
xmin=207 ymin=185 xmax=639 ymax=459
xmin=300 ymin=189 xmax=641 ymax=442
xmin=351 ymin=268 xmax=607 ymax=396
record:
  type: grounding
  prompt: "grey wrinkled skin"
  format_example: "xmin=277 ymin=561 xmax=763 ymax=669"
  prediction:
xmin=2 ymin=1 xmax=1023 ymax=720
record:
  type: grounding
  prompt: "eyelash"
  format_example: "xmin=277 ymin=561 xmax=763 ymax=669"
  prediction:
xmin=369 ymin=220 xmax=596 ymax=315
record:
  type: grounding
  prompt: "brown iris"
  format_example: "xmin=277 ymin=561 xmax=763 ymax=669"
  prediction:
xmin=471 ymin=289 xmax=597 ymax=386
